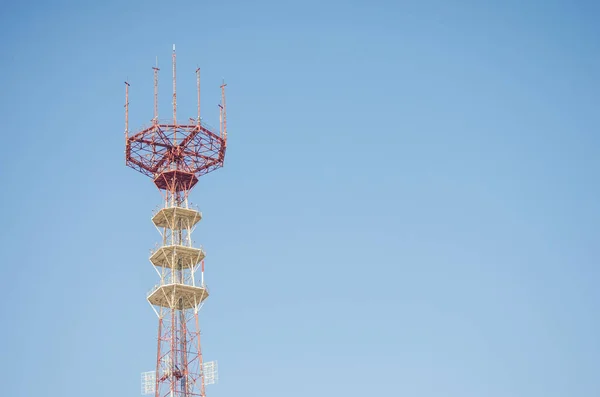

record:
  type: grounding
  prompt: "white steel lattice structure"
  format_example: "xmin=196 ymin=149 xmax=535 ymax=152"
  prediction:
xmin=148 ymin=204 xmax=210 ymax=397
xmin=125 ymin=45 xmax=228 ymax=397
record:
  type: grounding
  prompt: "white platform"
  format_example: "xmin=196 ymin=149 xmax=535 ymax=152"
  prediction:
xmin=147 ymin=283 xmax=209 ymax=309
xmin=152 ymin=207 xmax=202 ymax=229
xmin=150 ymin=245 xmax=205 ymax=269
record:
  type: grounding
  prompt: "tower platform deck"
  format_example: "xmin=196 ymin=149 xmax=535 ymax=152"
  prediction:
xmin=147 ymin=283 xmax=209 ymax=309
xmin=152 ymin=207 xmax=202 ymax=229
xmin=150 ymin=245 xmax=205 ymax=269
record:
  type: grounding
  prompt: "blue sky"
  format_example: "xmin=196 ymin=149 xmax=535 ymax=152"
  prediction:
xmin=1 ymin=0 xmax=599 ymax=396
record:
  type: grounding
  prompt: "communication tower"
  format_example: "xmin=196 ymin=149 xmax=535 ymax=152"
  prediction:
xmin=124 ymin=45 xmax=227 ymax=397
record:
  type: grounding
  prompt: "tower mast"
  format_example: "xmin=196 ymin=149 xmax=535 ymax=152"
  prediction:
xmin=125 ymin=45 xmax=227 ymax=397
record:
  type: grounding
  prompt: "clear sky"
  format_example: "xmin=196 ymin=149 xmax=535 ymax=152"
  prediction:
xmin=0 ymin=0 xmax=599 ymax=396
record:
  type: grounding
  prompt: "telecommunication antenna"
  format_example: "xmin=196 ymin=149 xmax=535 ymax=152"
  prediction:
xmin=202 ymin=361 xmax=219 ymax=385
xmin=141 ymin=361 xmax=218 ymax=395
xmin=126 ymin=44 xmax=228 ymax=397
xmin=141 ymin=371 xmax=156 ymax=395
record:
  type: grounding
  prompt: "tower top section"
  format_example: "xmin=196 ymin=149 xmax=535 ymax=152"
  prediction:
xmin=124 ymin=45 xmax=227 ymax=193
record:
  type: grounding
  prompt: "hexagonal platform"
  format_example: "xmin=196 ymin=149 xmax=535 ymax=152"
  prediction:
xmin=152 ymin=207 xmax=202 ymax=229
xmin=150 ymin=245 xmax=205 ymax=269
xmin=147 ymin=283 xmax=209 ymax=309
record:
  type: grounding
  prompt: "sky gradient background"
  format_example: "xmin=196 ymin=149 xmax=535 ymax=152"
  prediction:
xmin=1 ymin=1 xmax=599 ymax=396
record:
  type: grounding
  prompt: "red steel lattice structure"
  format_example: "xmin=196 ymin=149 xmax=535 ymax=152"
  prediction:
xmin=125 ymin=45 xmax=227 ymax=397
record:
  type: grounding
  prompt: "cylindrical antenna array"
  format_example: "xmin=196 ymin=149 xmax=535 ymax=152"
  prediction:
xmin=124 ymin=81 xmax=130 ymax=140
xmin=172 ymin=44 xmax=177 ymax=143
xmin=220 ymin=82 xmax=227 ymax=141
xmin=196 ymin=68 xmax=201 ymax=126
xmin=153 ymin=65 xmax=160 ymax=124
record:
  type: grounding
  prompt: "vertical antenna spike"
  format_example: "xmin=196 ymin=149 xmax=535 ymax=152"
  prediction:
xmin=125 ymin=81 xmax=130 ymax=139
xmin=153 ymin=65 xmax=160 ymax=124
xmin=196 ymin=67 xmax=201 ymax=126
xmin=124 ymin=81 xmax=130 ymax=164
xmin=220 ymin=80 xmax=227 ymax=142
xmin=172 ymin=44 xmax=177 ymax=143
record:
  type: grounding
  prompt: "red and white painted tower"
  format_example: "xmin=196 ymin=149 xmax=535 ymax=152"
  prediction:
xmin=124 ymin=45 xmax=227 ymax=397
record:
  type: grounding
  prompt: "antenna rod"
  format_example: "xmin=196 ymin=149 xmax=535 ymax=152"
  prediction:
xmin=196 ymin=68 xmax=201 ymax=126
xmin=153 ymin=65 xmax=160 ymax=124
xmin=220 ymin=81 xmax=227 ymax=142
xmin=172 ymin=44 xmax=177 ymax=143
xmin=125 ymin=81 xmax=130 ymax=140
xmin=124 ymin=81 xmax=130 ymax=165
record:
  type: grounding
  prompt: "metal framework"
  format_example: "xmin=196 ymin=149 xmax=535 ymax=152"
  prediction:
xmin=125 ymin=45 xmax=227 ymax=397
